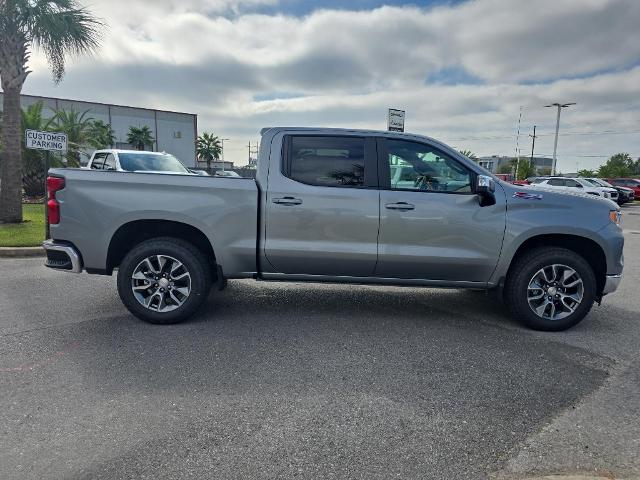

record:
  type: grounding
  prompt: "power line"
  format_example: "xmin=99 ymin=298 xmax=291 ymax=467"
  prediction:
xmin=445 ymin=130 xmax=640 ymax=141
xmin=536 ymin=153 xmax=640 ymax=158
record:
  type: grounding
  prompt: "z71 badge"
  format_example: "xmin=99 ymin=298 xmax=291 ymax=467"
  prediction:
xmin=513 ymin=192 xmax=543 ymax=200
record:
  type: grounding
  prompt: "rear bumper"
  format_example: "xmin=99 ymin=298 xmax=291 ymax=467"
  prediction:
xmin=43 ymin=240 xmax=83 ymax=273
xmin=603 ymin=274 xmax=622 ymax=294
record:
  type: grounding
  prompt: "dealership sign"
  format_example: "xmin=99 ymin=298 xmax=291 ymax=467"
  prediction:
xmin=25 ymin=129 xmax=68 ymax=152
xmin=387 ymin=108 xmax=405 ymax=132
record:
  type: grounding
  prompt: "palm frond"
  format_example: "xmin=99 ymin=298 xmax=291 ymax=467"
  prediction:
xmin=21 ymin=0 xmax=104 ymax=82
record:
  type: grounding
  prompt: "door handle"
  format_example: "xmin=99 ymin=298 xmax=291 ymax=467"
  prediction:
xmin=273 ymin=196 xmax=303 ymax=205
xmin=385 ymin=202 xmax=415 ymax=211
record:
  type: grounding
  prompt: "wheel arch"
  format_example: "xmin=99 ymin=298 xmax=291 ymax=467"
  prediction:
xmin=506 ymin=234 xmax=607 ymax=295
xmin=106 ymin=219 xmax=217 ymax=278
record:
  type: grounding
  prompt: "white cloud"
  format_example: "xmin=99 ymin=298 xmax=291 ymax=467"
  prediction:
xmin=22 ymin=0 xmax=640 ymax=169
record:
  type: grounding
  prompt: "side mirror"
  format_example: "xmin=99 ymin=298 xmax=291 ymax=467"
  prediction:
xmin=475 ymin=174 xmax=496 ymax=206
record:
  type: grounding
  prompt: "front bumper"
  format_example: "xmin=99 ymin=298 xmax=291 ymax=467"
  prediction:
xmin=43 ymin=240 xmax=83 ymax=273
xmin=602 ymin=274 xmax=622 ymax=294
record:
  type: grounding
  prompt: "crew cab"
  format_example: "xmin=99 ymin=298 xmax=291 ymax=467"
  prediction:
xmin=43 ymin=128 xmax=624 ymax=331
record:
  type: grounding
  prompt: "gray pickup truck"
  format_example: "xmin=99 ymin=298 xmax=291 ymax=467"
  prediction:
xmin=43 ymin=127 xmax=624 ymax=331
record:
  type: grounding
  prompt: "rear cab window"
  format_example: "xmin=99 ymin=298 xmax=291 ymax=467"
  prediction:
xmin=91 ymin=153 xmax=107 ymax=169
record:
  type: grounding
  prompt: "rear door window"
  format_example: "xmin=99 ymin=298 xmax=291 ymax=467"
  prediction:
xmin=285 ymin=136 xmax=368 ymax=188
xmin=547 ymin=178 xmax=565 ymax=186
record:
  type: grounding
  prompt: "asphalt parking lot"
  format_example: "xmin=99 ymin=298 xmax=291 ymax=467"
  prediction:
xmin=1 ymin=204 xmax=639 ymax=480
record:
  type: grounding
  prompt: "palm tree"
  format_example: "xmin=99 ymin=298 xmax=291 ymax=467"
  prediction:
xmin=0 ymin=0 xmax=102 ymax=223
xmin=21 ymin=101 xmax=55 ymax=196
xmin=127 ymin=126 xmax=155 ymax=151
xmin=50 ymin=107 xmax=95 ymax=166
xmin=196 ymin=132 xmax=222 ymax=172
xmin=87 ymin=120 xmax=115 ymax=149
xmin=458 ymin=149 xmax=478 ymax=161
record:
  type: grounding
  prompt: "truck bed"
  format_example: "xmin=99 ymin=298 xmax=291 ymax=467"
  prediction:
xmin=48 ymin=168 xmax=259 ymax=276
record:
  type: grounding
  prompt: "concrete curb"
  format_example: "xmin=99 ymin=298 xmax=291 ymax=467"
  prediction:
xmin=0 ymin=246 xmax=45 ymax=258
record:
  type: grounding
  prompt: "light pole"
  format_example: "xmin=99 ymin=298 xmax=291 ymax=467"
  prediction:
xmin=220 ymin=138 xmax=229 ymax=172
xmin=545 ymin=102 xmax=575 ymax=175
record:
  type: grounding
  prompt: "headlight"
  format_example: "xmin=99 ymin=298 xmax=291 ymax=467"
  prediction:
xmin=609 ymin=210 xmax=622 ymax=226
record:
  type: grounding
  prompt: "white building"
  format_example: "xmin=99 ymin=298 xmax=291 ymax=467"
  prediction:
xmin=1 ymin=93 xmax=197 ymax=165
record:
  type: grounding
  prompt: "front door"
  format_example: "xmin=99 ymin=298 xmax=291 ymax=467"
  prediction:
xmin=375 ymin=138 xmax=506 ymax=282
xmin=264 ymin=134 xmax=379 ymax=277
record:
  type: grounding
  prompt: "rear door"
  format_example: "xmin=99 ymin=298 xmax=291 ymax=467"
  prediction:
xmin=263 ymin=134 xmax=379 ymax=276
xmin=375 ymin=137 xmax=506 ymax=282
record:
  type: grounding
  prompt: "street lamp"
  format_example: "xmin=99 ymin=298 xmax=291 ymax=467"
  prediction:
xmin=544 ymin=102 xmax=575 ymax=175
xmin=220 ymin=138 xmax=230 ymax=172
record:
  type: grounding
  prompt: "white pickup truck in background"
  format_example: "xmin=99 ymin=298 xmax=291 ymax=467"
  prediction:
xmin=85 ymin=149 xmax=196 ymax=175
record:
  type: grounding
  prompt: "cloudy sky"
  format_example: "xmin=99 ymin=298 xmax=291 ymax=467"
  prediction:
xmin=24 ymin=0 xmax=640 ymax=170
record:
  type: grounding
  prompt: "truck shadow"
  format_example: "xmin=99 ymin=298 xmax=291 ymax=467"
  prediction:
xmin=195 ymin=279 xmax=517 ymax=330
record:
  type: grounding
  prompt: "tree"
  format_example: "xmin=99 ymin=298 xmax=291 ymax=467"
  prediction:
xmin=127 ymin=125 xmax=154 ymax=150
xmin=87 ymin=120 xmax=115 ymax=149
xmin=51 ymin=107 xmax=94 ymax=166
xmin=597 ymin=153 xmax=633 ymax=178
xmin=21 ymin=101 xmax=54 ymax=196
xmin=577 ymin=169 xmax=596 ymax=178
xmin=196 ymin=132 xmax=222 ymax=172
xmin=516 ymin=159 xmax=535 ymax=180
xmin=0 ymin=0 xmax=102 ymax=223
xmin=497 ymin=164 xmax=512 ymax=174
xmin=458 ymin=149 xmax=478 ymax=161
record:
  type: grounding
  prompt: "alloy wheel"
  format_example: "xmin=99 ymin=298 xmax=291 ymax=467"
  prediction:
xmin=527 ymin=264 xmax=584 ymax=320
xmin=131 ymin=255 xmax=191 ymax=312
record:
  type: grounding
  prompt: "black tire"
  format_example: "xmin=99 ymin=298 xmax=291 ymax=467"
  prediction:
xmin=117 ymin=237 xmax=212 ymax=324
xmin=504 ymin=247 xmax=597 ymax=331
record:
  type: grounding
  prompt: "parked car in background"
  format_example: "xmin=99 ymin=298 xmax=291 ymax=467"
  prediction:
xmin=44 ymin=127 xmax=623 ymax=332
xmin=86 ymin=150 xmax=194 ymax=175
xmin=534 ymin=177 xmax=617 ymax=201
xmin=585 ymin=178 xmax=634 ymax=205
xmin=190 ymin=169 xmax=210 ymax=176
xmin=495 ymin=173 xmax=514 ymax=182
xmin=214 ymin=170 xmax=242 ymax=178
xmin=607 ymin=178 xmax=640 ymax=199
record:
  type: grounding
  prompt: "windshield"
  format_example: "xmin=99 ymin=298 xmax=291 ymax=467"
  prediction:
xmin=579 ymin=178 xmax=598 ymax=187
xmin=588 ymin=178 xmax=613 ymax=187
xmin=118 ymin=153 xmax=190 ymax=173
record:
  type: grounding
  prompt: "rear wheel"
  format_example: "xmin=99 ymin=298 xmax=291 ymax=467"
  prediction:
xmin=117 ymin=237 xmax=212 ymax=324
xmin=505 ymin=247 xmax=597 ymax=331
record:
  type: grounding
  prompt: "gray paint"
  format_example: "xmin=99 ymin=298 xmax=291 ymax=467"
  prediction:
xmin=48 ymin=127 xmax=624 ymax=295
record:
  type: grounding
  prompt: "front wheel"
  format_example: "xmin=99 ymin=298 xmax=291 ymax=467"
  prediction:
xmin=505 ymin=247 xmax=597 ymax=331
xmin=117 ymin=237 xmax=212 ymax=324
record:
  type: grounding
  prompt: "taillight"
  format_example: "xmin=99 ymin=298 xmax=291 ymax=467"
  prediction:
xmin=47 ymin=176 xmax=65 ymax=224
